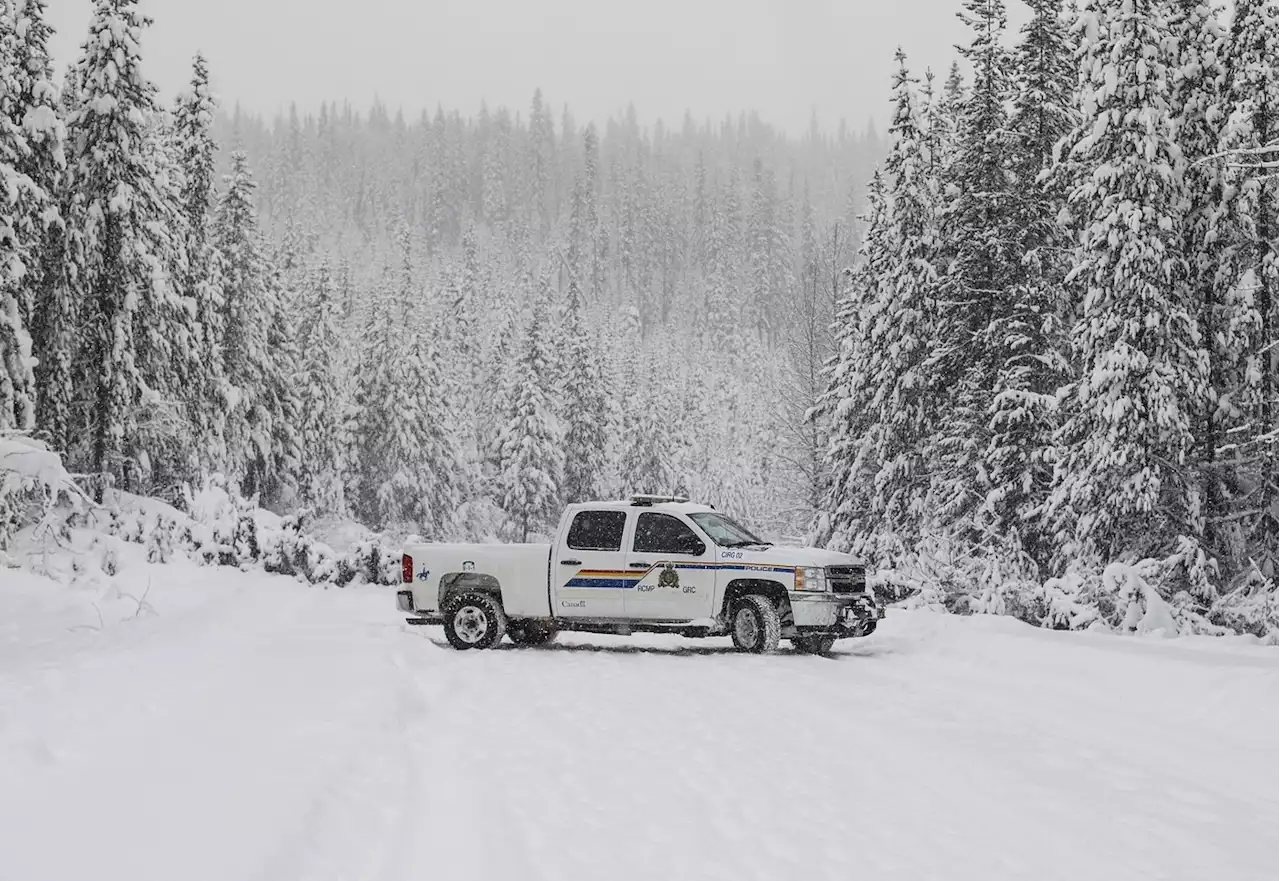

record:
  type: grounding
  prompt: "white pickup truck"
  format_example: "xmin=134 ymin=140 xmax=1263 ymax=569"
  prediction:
xmin=397 ymin=495 xmax=883 ymax=654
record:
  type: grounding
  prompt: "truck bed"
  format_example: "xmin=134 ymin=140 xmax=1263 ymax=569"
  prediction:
xmin=402 ymin=542 xmax=552 ymax=618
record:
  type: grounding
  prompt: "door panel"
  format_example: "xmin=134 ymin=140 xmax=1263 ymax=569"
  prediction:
xmin=623 ymin=513 xmax=716 ymax=621
xmin=553 ymin=509 xmax=631 ymax=618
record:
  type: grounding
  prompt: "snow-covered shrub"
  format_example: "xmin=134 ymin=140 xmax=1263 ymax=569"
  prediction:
xmin=260 ymin=513 xmax=310 ymax=579
xmin=1101 ymin=561 xmax=1179 ymax=636
xmin=0 ymin=436 xmax=90 ymax=557
xmin=1036 ymin=572 xmax=1102 ymax=631
xmin=184 ymin=476 xmax=253 ymax=566
xmin=965 ymin=536 xmax=1046 ymax=625
xmin=349 ymin=538 xmax=402 ymax=585
xmin=1209 ymin=563 xmax=1278 ymax=643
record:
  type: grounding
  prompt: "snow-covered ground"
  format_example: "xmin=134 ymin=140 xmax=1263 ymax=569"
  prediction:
xmin=1 ymin=552 xmax=1276 ymax=881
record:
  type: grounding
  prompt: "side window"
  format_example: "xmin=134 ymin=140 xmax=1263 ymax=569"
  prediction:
xmin=566 ymin=510 xmax=628 ymax=552
xmin=633 ymin=513 xmax=705 ymax=556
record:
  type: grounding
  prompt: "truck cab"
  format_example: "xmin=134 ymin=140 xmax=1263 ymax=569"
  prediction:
xmin=397 ymin=495 xmax=884 ymax=654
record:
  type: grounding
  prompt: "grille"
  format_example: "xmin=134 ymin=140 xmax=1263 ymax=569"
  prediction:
xmin=827 ymin=565 xmax=867 ymax=595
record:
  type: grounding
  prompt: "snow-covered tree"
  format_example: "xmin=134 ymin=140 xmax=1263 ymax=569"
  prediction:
xmin=618 ymin=368 xmax=680 ymax=499
xmin=560 ymin=293 xmax=613 ymax=504
xmin=527 ymin=88 xmax=555 ymax=238
xmin=776 ymin=207 xmax=838 ymax=533
xmin=63 ymin=0 xmax=185 ymax=495
xmin=296 ymin=259 xmax=345 ymax=511
xmin=1166 ymin=0 xmax=1241 ymax=592
xmin=747 ymin=158 xmax=792 ymax=345
xmin=849 ymin=48 xmax=943 ymax=545
xmin=389 ymin=261 xmax=465 ymax=537
xmin=0 ymin=0 xmax=46 ymax=432
xmin=930 ymin=0 xmax=1018 ymax=538
xmin=9 ymin=0 xmax=70 ymax=449
xmin=173 ymin=53 xmax=228 ymax=474
xmin=1047 ymin=0 xmax=1207 ymax=565
xmin=496 ymin=292 xmax=562 ymax=540
xmin=980 ymin=0 xmax=1076 ymax=564
xmin=256 ymin=263 xmax=303 ymax=509
xmin=816 ymin=172 xmax=892 ymax=554
xmin=348 ymin=242 xmax=465 ymax=535
xmin=1208 ymin=0 xmax=1278 ymax=585
xmin=703 ymin=173 xmax=744 ymax=350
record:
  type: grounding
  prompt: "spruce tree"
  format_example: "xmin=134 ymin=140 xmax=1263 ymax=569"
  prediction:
xmin=350 ymin=280 xmax=396 ymax=527
xmin=214 ymin=148 xmax=294 ymax=502
xmin=1047 ymin=0 xmax=1207 ymax=565
xmin=1166 ymin=0 xmax=1232 ymax=589
xmin=528 ymin=88 xmax=555 ymax=239
xmin=173 ymin=53 xmax=228 ymax=474
xmin=1214 ymin=0 xmax=1278 ymax=581
xmin=816 ymin=172 xmax=891 ymax=554
xmin=0 ymin=0 xmax=45 ymax=432
xmin=618 ymin=370 xmax=678 ymax=498
xmin=63 ymin=0 xmax=183 ymax=495
xmin=296 ymin=259 xmax=345 ymax=511
xmin=746 ymin=158 xmax=791 ymax=345
xmin=703 ymin=174 xmax=744 ymax=350
xmin=496 ymin=293 xmax=562 ymax=541
xmin=483 ymin=109 xmax=511 ymax=230
xmin=258 ymin=263 xmax=303 ymax=508
xmin=982 ymin=0 xmax=1076 ymax=564
xmin=392 ymin=270 xmax=464 ymax=537
xmin=853 ymin=48 xmax=942 ymax=544
xmin=10 ymin=0 xmax=71 ymax=448
xmin=931 ymin=0 xmax=1018 ymax=539
xmin=560 ymin=293 xmax=612 ymax=504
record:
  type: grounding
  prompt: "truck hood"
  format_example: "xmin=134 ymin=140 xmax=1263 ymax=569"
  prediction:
xmin=719 ymin=545 xmax=865 ymax=568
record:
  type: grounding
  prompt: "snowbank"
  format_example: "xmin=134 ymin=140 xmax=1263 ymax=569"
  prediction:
xmin=869 ymin=535 xmax=1277 ymax=643
xmin=1 ymin=439 xmax=401 ymax=592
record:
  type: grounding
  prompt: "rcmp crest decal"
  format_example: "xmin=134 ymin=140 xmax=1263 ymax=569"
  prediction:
xmin=657 ymin=563 xmax=680 ymax=590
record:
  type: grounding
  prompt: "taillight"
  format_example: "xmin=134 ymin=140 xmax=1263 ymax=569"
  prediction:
xmin=402 ymin=554 xmax=413 ymax=583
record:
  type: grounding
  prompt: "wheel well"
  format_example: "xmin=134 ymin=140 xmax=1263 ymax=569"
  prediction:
xmin=720 ymin=579 xmax=791 ymax=621
xmin=439 ymin=572 xmax=503 ymax=610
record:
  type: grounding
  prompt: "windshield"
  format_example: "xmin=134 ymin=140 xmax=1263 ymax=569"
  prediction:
xmin=688 ymin=512 xmax=770 ymax=548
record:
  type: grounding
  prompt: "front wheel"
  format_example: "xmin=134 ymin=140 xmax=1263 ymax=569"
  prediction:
xmin=792 ymin=635 xmax=836 ymax=654
xmin=443 ymin=592 xmax=507 ymax=650
xmin=730 ymin=595 xmax=782 ymax=654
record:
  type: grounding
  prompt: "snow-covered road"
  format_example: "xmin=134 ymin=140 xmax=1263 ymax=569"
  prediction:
xmin=1 ymin=556 xmax=1276 ymax=881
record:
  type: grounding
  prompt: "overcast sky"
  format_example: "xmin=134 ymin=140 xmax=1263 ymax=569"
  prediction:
xmin=47 ymin=0 xmax=1028 ymax=137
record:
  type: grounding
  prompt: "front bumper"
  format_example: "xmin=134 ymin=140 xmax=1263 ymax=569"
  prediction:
xmin=788 ymin=591 xmax=884 ymax=637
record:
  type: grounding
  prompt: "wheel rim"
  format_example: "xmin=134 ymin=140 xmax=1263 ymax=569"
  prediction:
xmin=454 ymin=606 xmax=489 ymax=644
xmin=734 ymin=608 xmax=760 ymax=647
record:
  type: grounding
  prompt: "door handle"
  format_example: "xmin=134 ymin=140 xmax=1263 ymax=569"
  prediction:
xmin=629 ymin=562 xmax=650 ymax=568
xmin=560 ymin=559 xmax=582 ymax=566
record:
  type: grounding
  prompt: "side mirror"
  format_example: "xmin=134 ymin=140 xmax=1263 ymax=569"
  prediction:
xmin=680 ymin=537 xmax=706 ymax=557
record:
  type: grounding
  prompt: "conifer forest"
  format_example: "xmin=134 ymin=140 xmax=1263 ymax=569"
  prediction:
xmin=1 ymin=0 xmax=1276 ymax=637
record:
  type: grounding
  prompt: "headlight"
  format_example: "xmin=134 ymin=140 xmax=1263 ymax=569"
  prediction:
xmin=795 ymin=567 xmax=827 ymax=592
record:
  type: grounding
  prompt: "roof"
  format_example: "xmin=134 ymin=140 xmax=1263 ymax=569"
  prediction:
xmin=574 ymin=499 xmax=715 ymax=515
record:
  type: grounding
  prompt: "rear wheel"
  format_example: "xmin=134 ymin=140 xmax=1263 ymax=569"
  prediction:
xmin=507 ymin=623 xmax=559 ymax=647
xmin=730 ymin=595 xmax=781 ymax=654
xmin=792 ymin=635 xmax=837 ymax=654
xmin=442 ymin=592 xmax=507 ymax=650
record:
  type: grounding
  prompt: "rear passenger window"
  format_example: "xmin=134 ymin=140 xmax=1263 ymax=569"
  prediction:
xmin=566 ymin=510 xmax=628 ymax=551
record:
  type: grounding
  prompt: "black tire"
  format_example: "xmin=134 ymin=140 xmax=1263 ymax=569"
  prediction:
xmin=792 ymin=635 xmax=837 ymax=654
xmin=442 ymin=591 xmax=507 ymax=650
xmin=855 ymin=621 xmax=878 ymax=637
xmin=507 ymin=623 xmax=559 ymax=647
xmin=730 ymin=594 xmax=782 ymax=653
